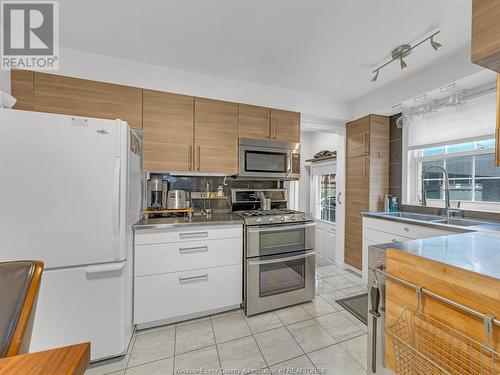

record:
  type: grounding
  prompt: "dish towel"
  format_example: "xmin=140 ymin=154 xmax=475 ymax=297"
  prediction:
xmin=0 ymin=91 xmax=17 ymax=108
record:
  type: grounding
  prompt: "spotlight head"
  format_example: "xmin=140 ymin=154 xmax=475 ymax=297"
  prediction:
xmin=400 ymin=56 xmax=408 ymax=71
xmin=371 ymin=70 xmax=379 ymax=82
xmin=430 ymin=36 xmax=442 ymax=51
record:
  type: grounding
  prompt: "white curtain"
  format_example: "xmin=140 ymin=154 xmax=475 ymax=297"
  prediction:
xmin=406 ymin=91 xmax=496 ymax=149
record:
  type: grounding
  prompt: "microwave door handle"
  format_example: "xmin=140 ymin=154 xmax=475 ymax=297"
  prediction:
xmin=247 ymin=222 xmax=315 ymax=233
xmin=287 ymin=154 xmax=292 ymax=176
xmin=248 ymin=251 xmax=315 ymax=266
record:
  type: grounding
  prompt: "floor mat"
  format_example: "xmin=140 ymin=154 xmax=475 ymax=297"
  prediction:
xmin=336 ymin=293 xmax=368 ymax=325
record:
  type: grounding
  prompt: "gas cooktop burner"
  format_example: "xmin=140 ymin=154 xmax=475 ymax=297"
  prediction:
xmin=234 ymin=209 xmax=299 ymax=217
xmin=232 ymin=209 xmax=311 ymax=225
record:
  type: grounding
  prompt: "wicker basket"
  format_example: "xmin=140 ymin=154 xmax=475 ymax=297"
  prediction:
xmin=386 ymin=307 xmax=500 ymax=375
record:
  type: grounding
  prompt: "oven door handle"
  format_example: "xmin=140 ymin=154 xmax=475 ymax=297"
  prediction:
xmin=248 ymin=251 xmax=316 ymax=266
xmin=247 ymin=222 xmax=315 ymax=233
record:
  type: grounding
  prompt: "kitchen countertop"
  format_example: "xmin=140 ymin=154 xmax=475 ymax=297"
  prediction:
xmin=370 ymin=232 xmax=500 ymax=280
xmin=133 ymin=213 xmax=243 ymax=230
xmin=363 ymin=211 xmax=500 ymax=233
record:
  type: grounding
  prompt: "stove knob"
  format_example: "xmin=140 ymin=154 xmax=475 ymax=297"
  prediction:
xmin=291 ymin=216 xmax=296 ymax=221
xmin=268 ymin=217 xmax=274 ymax=222
xmin=256 ymin=218 xmax=262 ymax=223
xmin=280 ymin=216 xmax=285 ymax=221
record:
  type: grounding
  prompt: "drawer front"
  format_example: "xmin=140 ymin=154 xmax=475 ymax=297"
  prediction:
xmin=135 ymin=237 xmax=242 ymax=276
xmin=134 ymin=264 xmax=242 ymax=325
xmin=135 ymin=224 xmax=242 ymax=245
xmin=363 ymin=227 xmax=411 ymax=244
xmin=363 ymin=217 xmax=451 ymax=239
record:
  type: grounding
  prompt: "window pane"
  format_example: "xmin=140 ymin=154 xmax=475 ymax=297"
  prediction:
xmin=320 ymin=174 xmax=336 ymax=223
xmin=422 ymin=160 xmax=445 ymax=179
xmin=449 ymin=179 xmax=472 ymax=201
xmin=447 ymin=142 xmax=474 ymax=154
xmin=446 ymin=156 xmax=472 ymax=179
xmin=423 ymin=146 xmax=445 ymax=156
xmin=475 ymin=139 xmax=495 ymax=150
xmin=423 ymin=179 xmax=443 ymax=200
xmin=475 ymin=179 xmax=500 ymax=202
xmin=475 ymin=154 xmax=500 ymax=178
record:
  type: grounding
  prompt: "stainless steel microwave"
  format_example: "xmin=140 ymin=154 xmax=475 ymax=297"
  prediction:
xmin=238 ymin=138 xmax=300 ymax=179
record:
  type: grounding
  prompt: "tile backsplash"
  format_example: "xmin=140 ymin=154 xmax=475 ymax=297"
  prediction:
xmin=149 ymin=174 xmax=281 ymax=212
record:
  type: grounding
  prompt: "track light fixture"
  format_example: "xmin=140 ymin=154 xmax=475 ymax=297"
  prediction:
xmin=430 ymin=36 xmax=442 ymax=51
xmin=400 ymin=56 xmax=407 ymax=71
xmin=370 ymin=31 xmax=442 ymax=82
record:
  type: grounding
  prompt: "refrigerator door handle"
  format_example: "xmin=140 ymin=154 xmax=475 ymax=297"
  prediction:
xmin=85 ymin=262 xmax=125 ymax=275
xmin=112 ymin=157 xmax=121 ymax=240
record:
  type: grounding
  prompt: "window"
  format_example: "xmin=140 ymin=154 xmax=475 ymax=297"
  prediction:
xmin=310 ymin=162 xmax=337 ymax=223
xmin=417 ymin=138 xmax=500 ymax=203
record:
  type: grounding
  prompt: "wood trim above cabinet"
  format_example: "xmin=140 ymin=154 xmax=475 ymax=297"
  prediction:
xmin=33 ymin=73 xmax=143 ymax=129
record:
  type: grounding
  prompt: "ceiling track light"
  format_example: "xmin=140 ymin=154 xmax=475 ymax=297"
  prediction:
xmin=370 ymin=30 xmax=442 ymax=82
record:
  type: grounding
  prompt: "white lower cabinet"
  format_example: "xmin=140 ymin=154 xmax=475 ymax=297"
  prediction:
xmin=361 ymin=217 xmax=457 ymax=285
xmin=134 ymin=224 xmax=243 ymax=327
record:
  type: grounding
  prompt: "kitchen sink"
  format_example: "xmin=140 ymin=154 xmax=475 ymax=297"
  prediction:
xmin=434 ymin=218 xmax=487 ymax=227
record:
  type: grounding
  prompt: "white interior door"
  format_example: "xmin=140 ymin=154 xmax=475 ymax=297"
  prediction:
xmin=0 ymin=110 xmax=124 ymax=267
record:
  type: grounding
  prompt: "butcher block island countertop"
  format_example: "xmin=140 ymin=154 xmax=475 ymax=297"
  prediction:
xmin=372 ymin=232 xmax=500 ymax=373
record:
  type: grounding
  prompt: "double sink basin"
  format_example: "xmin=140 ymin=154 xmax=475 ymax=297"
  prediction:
xmin=379 ymin=212 xmax=492 ymax=228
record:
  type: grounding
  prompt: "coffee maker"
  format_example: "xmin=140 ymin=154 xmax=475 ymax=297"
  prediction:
xmin=147 ymin=178 xmax=167 ymax=210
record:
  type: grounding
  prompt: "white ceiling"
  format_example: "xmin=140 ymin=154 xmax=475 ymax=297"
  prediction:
xmin=59 ymin=0 xmax=472 ymax=101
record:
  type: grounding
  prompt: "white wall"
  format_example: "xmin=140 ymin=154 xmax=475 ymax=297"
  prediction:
xmin=30 ymin=47 xmax=350 ymax=121
xmin=0 ymin=70 xmax=10 ymax=94
xmin=299 ymin=131 xmax=342 ymax=214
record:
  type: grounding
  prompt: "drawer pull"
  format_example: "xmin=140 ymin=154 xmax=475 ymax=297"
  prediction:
xmin=179 ymin=274 xmax=208 ymax=284
xmin=179 ymin=246 xmax=208 ymax=254
xmin=179 ymin=231 xmax=209 ymax=239
xmin=403 ymin=227 xmax=410 ymax=232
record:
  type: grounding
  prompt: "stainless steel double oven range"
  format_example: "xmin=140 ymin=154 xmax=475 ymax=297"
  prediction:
xmin=232 ymin=189 xmax=316 ymax=316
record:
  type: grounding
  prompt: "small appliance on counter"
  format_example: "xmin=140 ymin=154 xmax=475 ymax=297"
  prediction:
xmin=167 ymin=189 xmax=187 ymax=209
xmin=147 ymin=178 xmax=167 ymax=210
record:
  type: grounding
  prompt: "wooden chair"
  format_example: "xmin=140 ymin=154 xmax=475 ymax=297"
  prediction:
xmin=0 ymin=261 xmax=44 ymax=358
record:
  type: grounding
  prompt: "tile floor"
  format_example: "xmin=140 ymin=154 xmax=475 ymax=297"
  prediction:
xmin=86 ymin=263 xmax=368 ymax=375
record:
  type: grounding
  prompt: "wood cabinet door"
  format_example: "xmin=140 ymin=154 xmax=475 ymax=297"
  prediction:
xmin=194 ymin=98 xmax=238 ymax=174
xmin=238 ymin=104 xmax=271 ymax=140
xmin=472 ymin=0 xmax=500 ymax=72
xmin=271 ymin=109 xmax=300 ymax=143
xmin=11 ymin=70 xmax=34 ymax=110
xmin=143 ymin=90 xmax=194 ymax=172
xmin=346 ymin=116 xmax=370 ymax=158
xmin=33 ymin=73 xmax=143 ymax=129
xmin=344 ymin=155 xmax=369 ymax=270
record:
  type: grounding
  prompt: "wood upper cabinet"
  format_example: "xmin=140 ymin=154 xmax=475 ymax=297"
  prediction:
xmin=471 ymin=0 xmax=500 ymax=72
xmin=271 ymin=109 xmax=300 ymax=143
xmin=238 ymin=104 xmax=271 ymax=140
xmin=194 ymin=98 xmax=238 ymax=174
xmin=33 ymin=73 xmax=143 ymax=129
xmin=11 ymin=70 xmax=34 ymax=110
xmin=346 ymin=116 xmax=370 ymax=158
xmin=142 ymin=90 xmax=194 ymax=172
xmin=497 ymin=74 xmax=500 ymax=166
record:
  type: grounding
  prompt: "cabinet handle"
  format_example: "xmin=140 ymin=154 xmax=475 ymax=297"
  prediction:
xmin=364 ymin=132 xmax=369 ymax=154
xmin=188 ymin=145 xmax=192 ymax=171
xmin=179 ymin=273 xmax=208 ymax=284
xmin=268 ymin=116 xmax=271 ymax=139
xmin=403 ymin=227 xmax=410 ymax=232
xmin=274 ymin=118 xmax=278 ymax=139
xmin=197 ymin=145 xmax=201 ymax=171
xmin=337 ymin=192 xmax=342 ymax=205
xmin=179 ymin=245 xmax=208 ymax=254
xmin=179 ymin=231 xmax=209 ymax=239
xmin=363 ymin=157 xmax=368 ymax=177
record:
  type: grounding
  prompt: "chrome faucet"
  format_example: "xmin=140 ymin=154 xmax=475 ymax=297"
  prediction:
xmin=421 ymin=165 xmax=451 ymax=219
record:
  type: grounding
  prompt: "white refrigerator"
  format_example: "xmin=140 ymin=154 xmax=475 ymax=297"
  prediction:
xmin=0 ymin=109 xmax=143 ymax=361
